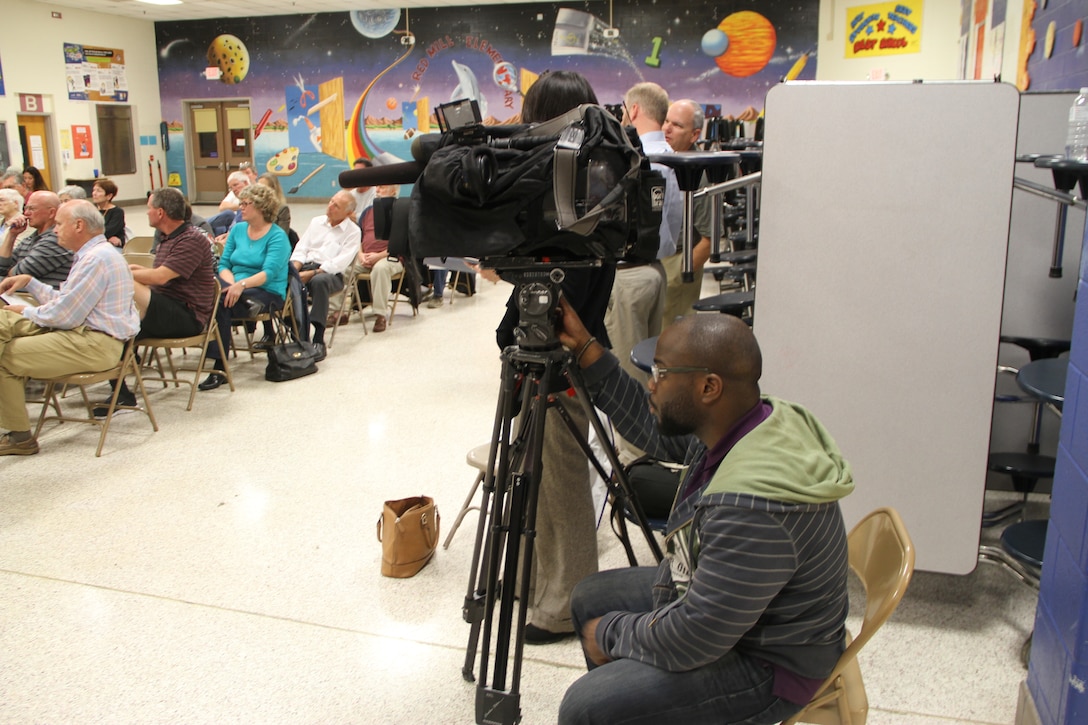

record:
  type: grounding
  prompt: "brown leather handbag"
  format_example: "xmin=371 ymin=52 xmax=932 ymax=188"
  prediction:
xmin=377 ymin=496 xmax=440 ymax=578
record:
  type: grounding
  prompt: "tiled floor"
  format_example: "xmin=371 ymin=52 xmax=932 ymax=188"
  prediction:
xmin=0 ymin=202 xmax=1042 ymax=723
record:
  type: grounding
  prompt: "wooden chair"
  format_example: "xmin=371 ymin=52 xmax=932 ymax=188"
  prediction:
xmin=784 ymin=508 xmax=915 ymax=725
xmin=32 ymin=339 xmax=158 ymax=457
xmin=138 ymin=292 xmax=235 ymax=410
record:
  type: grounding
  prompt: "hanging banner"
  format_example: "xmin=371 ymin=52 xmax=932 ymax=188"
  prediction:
xmin=63 ymin=43 xmax=128 ymax=102
xmin=845 ymin=2 xmax=924 ymax=58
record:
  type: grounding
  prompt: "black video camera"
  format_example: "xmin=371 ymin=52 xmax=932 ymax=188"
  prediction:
xmin=340 ymin=101 xmax=664 ymax=266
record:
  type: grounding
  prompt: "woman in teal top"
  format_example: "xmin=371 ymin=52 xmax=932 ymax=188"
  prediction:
xmin=200 ymin=183 xmax=290 ymax=390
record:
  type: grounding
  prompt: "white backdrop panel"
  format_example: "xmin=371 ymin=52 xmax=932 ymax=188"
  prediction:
xmin=755 ymin=81 xmax=1020 ymax=574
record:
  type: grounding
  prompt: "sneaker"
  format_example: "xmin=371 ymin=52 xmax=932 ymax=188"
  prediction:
xmin=373 ymin=315 xmax=387 ymax=332
xmin=420 ymin=286 xmax=434 ymax=302
xmin=0 ymin=433 xmax=39 ymax=456
xmin=427 ymin=296 xmax=444 ymax=309
xmin=92 ymin=393 xmax=137 ymax=419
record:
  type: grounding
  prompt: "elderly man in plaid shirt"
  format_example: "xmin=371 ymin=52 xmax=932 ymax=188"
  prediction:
xmin=0 ymin=199 xmax=140 ymax=456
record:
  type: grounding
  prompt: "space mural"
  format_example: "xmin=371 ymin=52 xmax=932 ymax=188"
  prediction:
xmin=155 ymin=1 xmax=818 ymax=198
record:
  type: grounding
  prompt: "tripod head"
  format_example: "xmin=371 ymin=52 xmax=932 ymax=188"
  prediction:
xmin=484 ymin=257 xmax=600 ymax=352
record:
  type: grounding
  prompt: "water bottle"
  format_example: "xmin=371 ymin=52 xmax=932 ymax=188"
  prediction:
xmin=1066 ymin=87 xmax=1088 ymax=162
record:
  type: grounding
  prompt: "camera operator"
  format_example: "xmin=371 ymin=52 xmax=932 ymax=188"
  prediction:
xmin=493 ymin=70 xmax=614 ymax=644
xmin=553 ymin=299 xmax=854 ymax=725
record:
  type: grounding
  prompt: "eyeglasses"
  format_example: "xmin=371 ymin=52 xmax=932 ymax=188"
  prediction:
xmin=238 ymin=200 xmax=253 ymax=208
xmin=650 ymin=363 xmax=711 ymax=384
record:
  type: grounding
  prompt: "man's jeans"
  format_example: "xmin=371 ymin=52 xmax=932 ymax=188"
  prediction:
xmin=559 ymin=567 xmax=802 ymax=725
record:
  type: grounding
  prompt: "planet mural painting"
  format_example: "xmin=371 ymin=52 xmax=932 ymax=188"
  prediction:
xmin=351 ymin=9 xmax=402 ymax=39
xmin=701 ymin=11 xmax=776 ymax=78
xmin=207 ymin=34 xmax=250 ymax=84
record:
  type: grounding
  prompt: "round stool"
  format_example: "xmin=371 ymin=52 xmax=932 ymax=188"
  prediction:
xmin=443 ymin=443 xmax=495 ymax=549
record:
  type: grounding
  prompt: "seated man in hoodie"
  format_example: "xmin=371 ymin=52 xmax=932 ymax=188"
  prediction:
xmin=554 ymin=303 xmax=854 ymax=725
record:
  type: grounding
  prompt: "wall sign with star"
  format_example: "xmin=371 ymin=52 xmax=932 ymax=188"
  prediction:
xmin=845 ymin=2 xmax=924 ymax=58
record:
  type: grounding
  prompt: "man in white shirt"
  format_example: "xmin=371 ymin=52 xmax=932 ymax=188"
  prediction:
xmin=290 ymin=190 xmax=361 ymax=360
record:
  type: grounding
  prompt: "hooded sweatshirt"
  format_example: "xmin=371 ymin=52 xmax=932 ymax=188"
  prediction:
xmin=582 ymin=352 xmax=854 ymax=701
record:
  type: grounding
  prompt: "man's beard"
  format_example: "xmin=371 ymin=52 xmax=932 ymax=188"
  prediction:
xmin=653 ymin=393 xmax=699 ymax=438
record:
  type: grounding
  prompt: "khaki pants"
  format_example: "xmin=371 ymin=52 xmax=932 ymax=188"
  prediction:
xmin=0 ymin=311 xmax=123 ymax=432
xmin=660 ymin=251 xmax=704 ymax=330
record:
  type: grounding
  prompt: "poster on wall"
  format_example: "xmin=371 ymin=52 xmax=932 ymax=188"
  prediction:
xmin=71 ymin=125 xmax=93 ymax=159
xmin=63 ymin=43 xmax=129 ymax=102
xmin=845 ymin=2 xmax=923 ymax=58
xmin=155 ymin=1 xmax=820 ymax=196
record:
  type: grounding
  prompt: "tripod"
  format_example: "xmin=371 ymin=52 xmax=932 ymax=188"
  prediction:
xmin=461 ymin=262 xmax=663 ymax=725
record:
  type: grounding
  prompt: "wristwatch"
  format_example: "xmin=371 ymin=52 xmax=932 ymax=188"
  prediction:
xmin=240 ymin=280 xmax=246 ymax=289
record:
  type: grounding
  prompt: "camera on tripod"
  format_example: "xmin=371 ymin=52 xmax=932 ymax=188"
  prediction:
xmin=339 ymin=98 xmax=664 ymax=268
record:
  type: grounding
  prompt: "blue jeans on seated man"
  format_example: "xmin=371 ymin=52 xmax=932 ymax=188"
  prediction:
xmin=559 ymin=567 xmax=801 ymax=725
xmin=207 ymin=210 xmax=237 ymax=237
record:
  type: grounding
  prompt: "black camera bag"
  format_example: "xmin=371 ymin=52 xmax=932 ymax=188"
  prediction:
xmin=410 ymin=104 xmax=655 ymax=261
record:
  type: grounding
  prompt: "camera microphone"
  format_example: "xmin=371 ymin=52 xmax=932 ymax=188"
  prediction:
xmin=337 ymin=133 xmax=449 ymax=189
xmin=338 ymin=161 xmax=424 ymax=188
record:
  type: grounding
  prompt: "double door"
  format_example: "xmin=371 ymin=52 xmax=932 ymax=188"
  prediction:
xmin=188 ymin=100 xmax=251 ymax=203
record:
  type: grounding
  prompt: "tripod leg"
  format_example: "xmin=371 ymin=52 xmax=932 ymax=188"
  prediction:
xmin=475 ymin=357 xmax=554 ymax=725
xmin=463 ymin=354 xmax=524 ymax=681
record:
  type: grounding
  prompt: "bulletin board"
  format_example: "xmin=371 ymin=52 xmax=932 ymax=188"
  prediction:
xmin=63 ymin=42 xmax=128 ymax=102
xmin=755 ymin=81 xmax=1020 ymax=574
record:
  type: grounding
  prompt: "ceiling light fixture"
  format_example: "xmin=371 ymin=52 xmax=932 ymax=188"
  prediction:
xmin=136 ymin=0 xmax=184 ymax=6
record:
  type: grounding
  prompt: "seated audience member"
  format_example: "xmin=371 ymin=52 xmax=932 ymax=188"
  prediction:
xmin=151 ymin=202 xmax=213 ymax=252
xmin=257 ymin=173 xmax=292 ymax=234
xmin=290 ymin=190 xmax=360 ymax=361
xmin=0 ymin=199 xmax=140 ymax=456
xmin=22 ymin=167 xmax=49 ymax=199
xmin=427 ymin=268 xmax=447 ymax=309
xmin=199 ymin=183 xmax=290 ymax=391
xmin=97 ymin=188 xmax=218 ymax=413
xmin=348 ymin=158 xmax=376 ymax=226
xmin=0 ymin=191 xmax=72 ymax=288
xmin=0 ymin=169 xmax=28 ymax=199
xmin=0 ymin=189 xmax=24 ymax=239
xmin=207 ymin=171 xmax=252 ymax=237
xmin=331 ymin=184 xmax=400 ymax=332
xmin=57 ymin=185 xmax=88 ymax=201
xmin=552 ymin=301 xmax=854 ymax=725
xmin=91 ymin=178 xmax=125 ymax=247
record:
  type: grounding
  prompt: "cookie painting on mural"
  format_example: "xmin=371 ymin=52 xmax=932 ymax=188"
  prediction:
xmin=207 ymin=34 xmax=250 ymax=85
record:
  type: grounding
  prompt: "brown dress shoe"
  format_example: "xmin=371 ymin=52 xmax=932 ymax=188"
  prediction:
xmin=0 ymin=433 xmax=39 ymax=456
xmin=327 ymin=312 xmax=350 ymax=326
xmin=373 ymin=315 xmax=387 ymax=332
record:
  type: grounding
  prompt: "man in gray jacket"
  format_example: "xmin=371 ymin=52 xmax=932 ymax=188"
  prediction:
xmin=555 ymin=302 xmax=854 ymax=724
